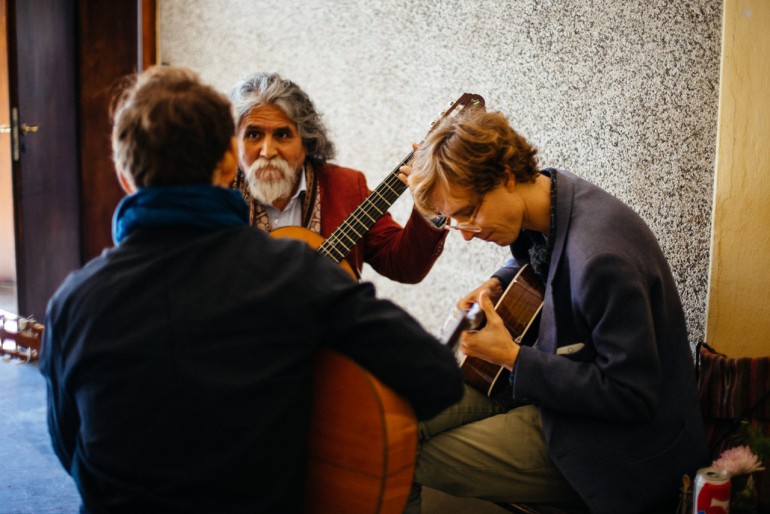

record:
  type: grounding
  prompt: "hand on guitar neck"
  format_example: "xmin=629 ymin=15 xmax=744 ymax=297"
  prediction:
xmin=440 ymin=276 xmax=506 ymax=351
xmin=441 ymin=263 xmax=544 ymax=397
xmin=445 ymin=293 xmax=520 ymax=372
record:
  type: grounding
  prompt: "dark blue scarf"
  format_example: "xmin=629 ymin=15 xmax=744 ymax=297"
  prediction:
xmin=112 ymin=185 xmax=249 ymax=245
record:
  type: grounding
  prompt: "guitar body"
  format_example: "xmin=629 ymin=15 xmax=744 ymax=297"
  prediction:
xmin=460 ymin=264 xmax=544 ymax=397
xmin=272 ymin=227 xmax=418 ymax=513
xmin=269 ymin=231 xmax=415 ymax=513
xmin=271 ymin=226 xmax=357 ymax=279
xmin=304 ymin=349 xmax=417 ymax=514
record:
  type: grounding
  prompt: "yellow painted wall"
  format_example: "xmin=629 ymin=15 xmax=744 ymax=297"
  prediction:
xmin=0 ymin=0 xmax=16 ymax=281
xmin=707 ymin=0 xmax=770 ymax=357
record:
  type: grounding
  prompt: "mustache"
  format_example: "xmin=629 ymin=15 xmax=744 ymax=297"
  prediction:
xmin=247 ymin=157 xmax=295 ymax=178
xmin=243 ymin=157 xmax=298 ymax=205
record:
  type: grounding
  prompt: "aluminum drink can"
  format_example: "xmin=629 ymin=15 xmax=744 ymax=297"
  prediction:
xmin=694 ymin=467 xmax=731 ymax=514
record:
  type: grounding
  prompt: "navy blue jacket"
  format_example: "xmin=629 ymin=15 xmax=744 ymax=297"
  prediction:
xmin=497 ymin=170 xmax=708 ymax=513
xmin=40 ymin=225 xmax=463 ymax=514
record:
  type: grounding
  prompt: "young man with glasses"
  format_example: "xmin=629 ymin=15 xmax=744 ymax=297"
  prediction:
xmin=402 ymin=109 xmax=708 ymax=513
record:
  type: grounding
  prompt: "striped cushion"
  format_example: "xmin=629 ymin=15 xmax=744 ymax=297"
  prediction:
xmin=696 ymin=342 xmax=770 ymax=456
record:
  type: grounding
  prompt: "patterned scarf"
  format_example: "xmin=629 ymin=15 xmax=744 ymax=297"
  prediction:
xmin=112 ymin=185 xmax=248 ymax=244
xmin=234 ymin=162 xmax=322 ymax=234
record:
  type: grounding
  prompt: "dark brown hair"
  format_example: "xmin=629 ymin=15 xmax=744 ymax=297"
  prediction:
xmin=111 ymin=66 xmax=235 ymax=187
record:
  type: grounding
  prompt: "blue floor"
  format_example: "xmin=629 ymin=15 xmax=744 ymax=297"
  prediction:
xmin=0 ymin=361 xmax=81 ymax=513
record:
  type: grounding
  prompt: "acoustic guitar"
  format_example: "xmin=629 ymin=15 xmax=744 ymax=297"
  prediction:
xmin=304 ymin=349 xmax=418 ymax=514
xmin=442 ymin=264 xmax=544 ymax=398
xmin=0 ymin=310 xmax=43 ymax=363
xmin=305 ymin=318 xmax=471 ymax=514
xmin=272 ymin=92 xmax=485 ymax=278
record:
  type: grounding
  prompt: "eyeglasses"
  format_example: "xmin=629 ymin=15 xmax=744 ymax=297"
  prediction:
xmin=442 ymin=195 xmax=484 ymax=233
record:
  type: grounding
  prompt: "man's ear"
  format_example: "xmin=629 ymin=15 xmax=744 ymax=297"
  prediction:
xmin=503 ymin=165 xmax=517 ymax=191
xmin=212 ymin=137 xmax=239 ymax=187
xmin=116 ymin=168 xmax=136 ymax=194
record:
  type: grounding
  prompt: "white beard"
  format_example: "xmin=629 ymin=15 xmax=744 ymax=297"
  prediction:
xmin=244 ymin=157 xmax=299 ymax=206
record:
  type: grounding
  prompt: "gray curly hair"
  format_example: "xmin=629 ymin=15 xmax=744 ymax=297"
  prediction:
xmin=228 ymin=72 xmax=336 ymax=163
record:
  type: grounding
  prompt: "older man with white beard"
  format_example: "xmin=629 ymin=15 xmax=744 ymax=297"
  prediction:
xmin=229 ymin=72 xmax=447 ymax=283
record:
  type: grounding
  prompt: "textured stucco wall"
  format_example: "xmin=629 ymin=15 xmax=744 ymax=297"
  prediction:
xmin=159 ymin=0 xmax=722 ymax=344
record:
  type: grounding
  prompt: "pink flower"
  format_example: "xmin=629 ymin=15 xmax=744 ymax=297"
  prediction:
xmin=711 ymin=445 xmax=766 ymax=476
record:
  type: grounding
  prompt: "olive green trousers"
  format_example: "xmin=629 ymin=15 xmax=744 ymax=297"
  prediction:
xmin=404 ymin=384 xmax=583 ymax=513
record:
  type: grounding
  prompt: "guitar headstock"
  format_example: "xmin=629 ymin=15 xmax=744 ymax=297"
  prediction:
xmin=1 ymin=311 xmax=43 ymax=363
xmin=424 ymin=93 xmax=486 ymax=139
xmin=448 ymin=93 xmax=486 ymax=115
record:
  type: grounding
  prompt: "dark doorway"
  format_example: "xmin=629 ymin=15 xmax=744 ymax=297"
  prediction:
xmin=6 ymin=0 xmax=80 ymax=320
xmin=4 ymin=0 xmax=154 ymax=320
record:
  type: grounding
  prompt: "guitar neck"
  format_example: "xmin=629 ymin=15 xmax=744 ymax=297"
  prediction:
xmin=313 ymin=92 xmax=485 ymax=266
xmin=317 ymin=151 xmax=413 ymax=263
xmin=1 ymin=311 xmax=43 ymax=362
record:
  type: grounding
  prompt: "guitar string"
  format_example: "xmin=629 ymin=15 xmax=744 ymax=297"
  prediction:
xmin=320 ymin=172 xmax=405 ymax=255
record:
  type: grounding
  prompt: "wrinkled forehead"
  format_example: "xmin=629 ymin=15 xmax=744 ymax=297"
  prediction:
xmin=239 ymin=104 xmax=296 ymax=130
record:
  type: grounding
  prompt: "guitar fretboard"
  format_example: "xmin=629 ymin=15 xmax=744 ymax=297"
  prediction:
xmin=317 ymin=151 xmax=413 ymax=263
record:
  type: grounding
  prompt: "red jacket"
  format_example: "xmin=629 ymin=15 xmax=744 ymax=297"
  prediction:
xmin=317 ymin=163 xmax=446 ymax=283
